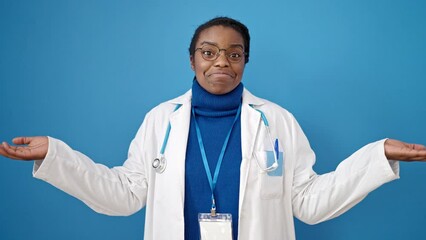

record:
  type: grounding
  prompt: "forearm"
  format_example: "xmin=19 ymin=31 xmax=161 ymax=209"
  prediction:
xmin=33 ymin=137 xmax=147 ymax=216
xmin=292 ymin=140 xmax=399 ymax=224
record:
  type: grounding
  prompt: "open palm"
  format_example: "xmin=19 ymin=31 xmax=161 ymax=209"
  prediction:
xmin=0 ymin=136 xmax=48 ymax=160
xmin=384 ymin=139 xmax=426 ymax=161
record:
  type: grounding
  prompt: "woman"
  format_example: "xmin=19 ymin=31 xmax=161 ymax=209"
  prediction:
xmin=1 ymin=17 xmax=425 ymax=240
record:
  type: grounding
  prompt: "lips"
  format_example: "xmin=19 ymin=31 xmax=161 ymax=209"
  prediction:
xmin=207 ymin=71 xmax=235 ymax=78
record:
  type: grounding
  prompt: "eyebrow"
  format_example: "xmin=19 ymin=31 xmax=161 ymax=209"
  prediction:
xmin=199 ymin=41 xmax=244 ymax=49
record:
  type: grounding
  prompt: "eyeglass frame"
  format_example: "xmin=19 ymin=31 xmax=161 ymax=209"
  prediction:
xmin=194 ymin=43 xmax=247 ymax=63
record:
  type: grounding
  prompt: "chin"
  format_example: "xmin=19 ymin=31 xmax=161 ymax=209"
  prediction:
xmin=207 ymin=84 xmax=237 ymax=95
xmin=197 ymin=77 xmax=239 ymax=95
xmin=210 ymin=89 xmax=230 ymax=95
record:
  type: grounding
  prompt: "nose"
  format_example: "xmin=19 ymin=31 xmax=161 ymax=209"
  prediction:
xmin=214 ymin=50 xmax=230 ymax=67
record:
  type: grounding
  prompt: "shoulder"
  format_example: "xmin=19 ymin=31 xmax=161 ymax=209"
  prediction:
xmin=243 ymin=88 xmax=295 ymax=120
xmin=243 ymin=88 xmax=305 ymax=141
xmin=133 ymin=89 xmax=191 ymax=138
xmin=145 ymin=89 xmax=192 ymax=119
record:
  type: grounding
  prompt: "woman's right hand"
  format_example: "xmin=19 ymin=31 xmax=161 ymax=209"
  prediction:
xmin=0 ymin=136 xmax=48 ymax=160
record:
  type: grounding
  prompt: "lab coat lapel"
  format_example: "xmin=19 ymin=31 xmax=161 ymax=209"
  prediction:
xmin=166 ymin=91 xmax=192 ymax=205
xmin=163 ymin=89 xmax=265 ymax=218
xmin=239 ymin=89 xmax=263 ymax=209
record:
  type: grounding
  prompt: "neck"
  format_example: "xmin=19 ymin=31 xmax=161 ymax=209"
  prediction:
xmin=191 ymin=79 xmax=243 ymax=112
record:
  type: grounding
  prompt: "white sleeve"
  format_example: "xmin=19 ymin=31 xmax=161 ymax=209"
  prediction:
xmin=33 ymin=123 xmax=149 ymax=216
xmin=290 ymin=117 xmax=400 ymax=225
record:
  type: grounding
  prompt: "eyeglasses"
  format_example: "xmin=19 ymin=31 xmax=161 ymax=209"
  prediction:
xmin=195 ymin=44 xmax=246 ymax=63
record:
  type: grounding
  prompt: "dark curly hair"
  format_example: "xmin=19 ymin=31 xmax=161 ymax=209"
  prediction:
xmin=189 ymin=17 xmax=250 ymax=64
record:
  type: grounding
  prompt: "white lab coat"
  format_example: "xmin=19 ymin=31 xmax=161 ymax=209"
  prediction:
xmin=33 ymin=88 xmax=399 ymax=240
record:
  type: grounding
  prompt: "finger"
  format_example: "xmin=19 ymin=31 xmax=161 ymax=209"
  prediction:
xmin=403 ymin=144 xmax=426 ymax=160
xmin=2 ymin=141 xmax=19 ymax=154
xmin=417 ymin=150 xmax=426 ymax=160
xmin=0 ymin=142 xmax=26 ymax=160
xmin=399 ymin=142 xmax=426 ymax=151
xmin=0 ymin=151 xmax=25 ymax=160
xmin=413 ymin=144 xmax=426 ymax=151
xmin=0 ymin=144 xmax=10 ymax=157
xmin=396 ymin=149 xmax=426 ymax=161
xmin=12 ymin=137 xmax=33 ymax=145
xmin=2 ymin=142 xmax=31 ymax=160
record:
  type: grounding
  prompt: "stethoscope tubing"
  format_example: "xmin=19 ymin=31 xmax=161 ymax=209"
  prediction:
xmin=152 ymin=104 xmax=279 ymax=173
xmin=152 ymin=104 xmax=182 ymax=173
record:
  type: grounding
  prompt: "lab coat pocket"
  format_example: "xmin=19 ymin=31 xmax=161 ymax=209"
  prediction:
xmin=255 ymin=151 xmax=284 ymax=199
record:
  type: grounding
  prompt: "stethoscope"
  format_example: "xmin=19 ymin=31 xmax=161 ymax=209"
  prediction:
xmin=152 ymin=104 xmax=182 ymax=173
xmin=152 ymin=104 xmax=279 ymax=173
xmin=251 ymin=105 xmax=280 ymax=172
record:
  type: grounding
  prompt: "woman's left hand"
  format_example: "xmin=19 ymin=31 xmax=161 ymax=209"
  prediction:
xmin=384 ymin=139 xmax=426 ymax=161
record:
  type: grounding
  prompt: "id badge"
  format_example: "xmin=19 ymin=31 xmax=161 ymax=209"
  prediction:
xmin=198 ymin=213 xmax=233 ymax=240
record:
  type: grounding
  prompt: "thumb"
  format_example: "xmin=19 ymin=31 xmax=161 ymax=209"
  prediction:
xmin=12 ymin=137 xmax=33 ymax=145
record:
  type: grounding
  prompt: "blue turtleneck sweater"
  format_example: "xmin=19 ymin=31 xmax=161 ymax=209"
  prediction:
xmin=184 ymin=80 xmax=243 ymax=240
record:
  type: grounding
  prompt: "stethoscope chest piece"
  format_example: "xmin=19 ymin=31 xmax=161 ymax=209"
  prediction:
xmin=152 ymin=156 xmax=166 ymax=173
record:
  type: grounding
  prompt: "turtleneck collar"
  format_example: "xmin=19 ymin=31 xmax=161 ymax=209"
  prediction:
xmin=191 ymin=79 xmax=243 ymax=114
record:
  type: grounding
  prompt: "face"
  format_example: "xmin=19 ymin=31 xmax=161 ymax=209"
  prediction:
xmin=190 ymin=26 xmax=246 ymax=95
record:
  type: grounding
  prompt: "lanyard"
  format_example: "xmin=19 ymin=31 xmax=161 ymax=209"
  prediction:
xmin=191 ymin=103 xmax=242 ymax=216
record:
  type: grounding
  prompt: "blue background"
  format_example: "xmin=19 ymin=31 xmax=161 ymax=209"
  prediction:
xmin=1 ymin=0 xmax=425 ymax=239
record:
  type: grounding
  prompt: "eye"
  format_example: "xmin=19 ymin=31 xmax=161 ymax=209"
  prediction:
xmin=228 ymin=52 xmax=242 ymax=59
xmin=202 ymin=50 xmax=214 ymax=56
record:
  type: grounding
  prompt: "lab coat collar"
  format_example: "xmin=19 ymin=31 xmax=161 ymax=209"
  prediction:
xmin=168 ymin=89 xmax=191 ymax=105
xmin=168 ymin=88 xmax=266 ymax=106
xmin=242 ymin=88 xmax=266 ymax=106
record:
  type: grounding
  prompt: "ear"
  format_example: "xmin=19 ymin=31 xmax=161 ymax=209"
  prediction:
xmin=190 ymin=55 xmax=195 ymax=71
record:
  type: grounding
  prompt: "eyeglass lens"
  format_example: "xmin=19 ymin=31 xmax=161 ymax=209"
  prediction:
xmin=198 ymin=45 xmax=244 ymax=63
